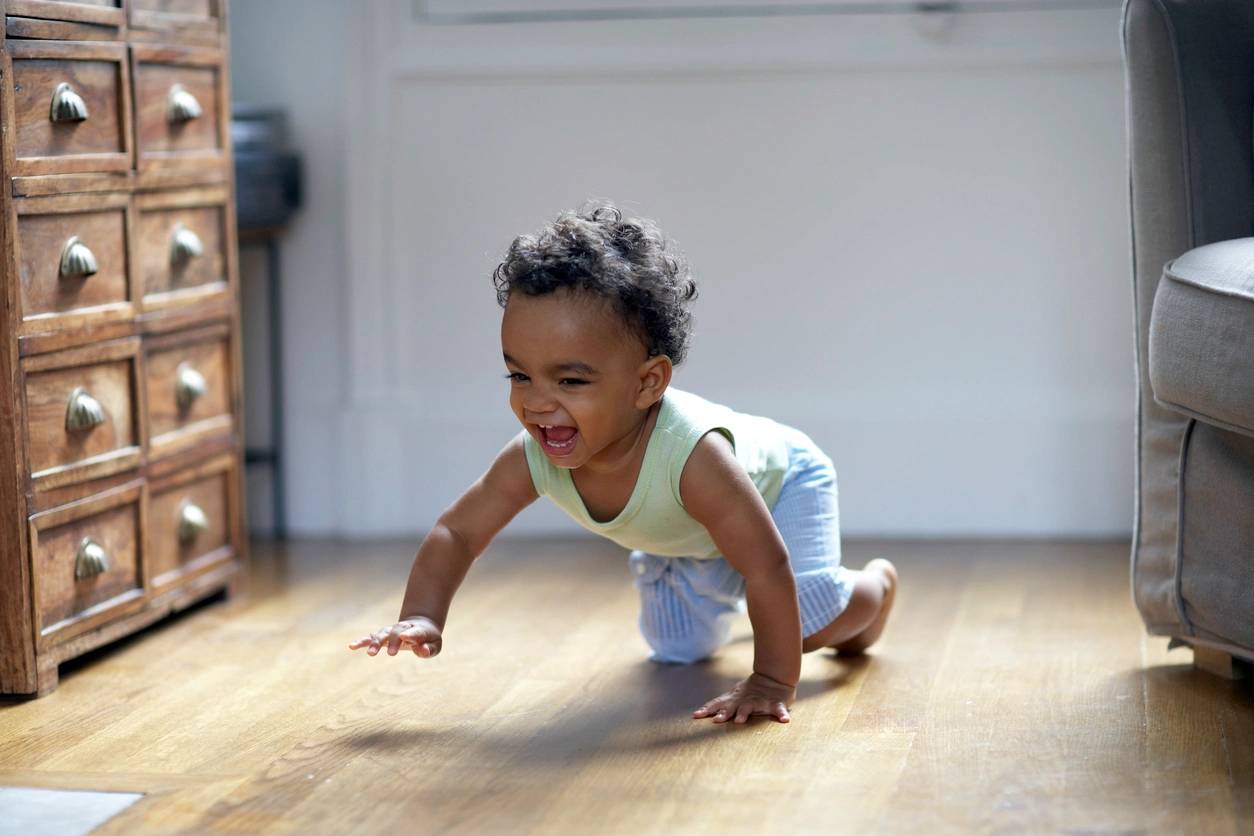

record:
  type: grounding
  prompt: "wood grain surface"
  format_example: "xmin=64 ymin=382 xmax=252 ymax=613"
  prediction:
xmin=147 ymin=455 xmax=232 ymax=588
xmin=131 ymin=45 xmax=224 ymax=176
xmin=137 ymin=202 xmax=225 ymax=301
xmin=128 ymin=0 xmax=224 ymax=45
xmin=6 ymin=0 xmax=124 ymax=26
xmin=12 ymin=58 xmax=121 ymax=157
xmin=24 ymin=348 xmax=137 ymax=477
xmin=133 ymin=0 xmax=211 ymax=16
xmin=31 ymin=481 xmax=141 ymax=637
xmin=8 ymin=40 xmax=131 ymax=176
xmin=0 ymin=537 xmax=1250 ymax=834
xmin=16 ymin=193 xmax=131 ymax=322
xmin=0 ymin=0 xmax=245 ymax=701
xmin=143 ymin=324 xmax=230 ymax=455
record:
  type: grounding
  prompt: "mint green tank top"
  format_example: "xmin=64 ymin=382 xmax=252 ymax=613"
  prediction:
xmin=521 ymin=386 xmax=792 ymax=559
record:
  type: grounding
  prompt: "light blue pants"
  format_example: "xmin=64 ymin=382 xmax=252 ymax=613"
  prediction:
xmin=627 ymin=427 xmax=854 ymax=664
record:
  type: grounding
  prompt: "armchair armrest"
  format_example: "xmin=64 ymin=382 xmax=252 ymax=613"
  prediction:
xmin=1149 ymin=238 xmax=1254 ymax=437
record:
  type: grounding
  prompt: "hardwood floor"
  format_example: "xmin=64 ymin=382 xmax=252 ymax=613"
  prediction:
xmin=1 ymin=538 xmax=1251 ymax=834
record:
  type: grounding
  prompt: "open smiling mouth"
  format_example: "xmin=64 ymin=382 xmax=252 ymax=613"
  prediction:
xmin=538 ymin=424 xmax=579 ymax=456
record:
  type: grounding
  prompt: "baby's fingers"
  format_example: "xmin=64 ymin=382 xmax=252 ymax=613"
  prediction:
xmin=736 ymin=700 xmax=790 ymax=723
xmin=347 ymin=631 xmax=384 ymax=653
xmin=398 ymin=625 xmax=440 ymax=658
xmin=692 ymin=696 xmax=728 ymax=719
xmin=692 ymin=692 xmax=790 ymax=724
xmin=348 ymin=626 xmax=396 ymax=655
xmin=386 ymin=630 xmax=406 ymax=656
xmin=387 ymin=625 xmax=429 ymax=656
xmin=727 ymin=700 xmax=781 ymax=724
xmin=706 ymin=702 xmax=740 ymax=723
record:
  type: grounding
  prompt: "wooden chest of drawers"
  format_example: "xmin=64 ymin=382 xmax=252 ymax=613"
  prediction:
xmin=0 ymin=0 xmax=246 ymax=697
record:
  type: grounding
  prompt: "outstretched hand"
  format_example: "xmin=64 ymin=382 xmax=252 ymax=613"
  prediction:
xmin=693 ymin=672 xmax=795 ymax=724
xmin=348 ymin=616 xmax=443 ymax=658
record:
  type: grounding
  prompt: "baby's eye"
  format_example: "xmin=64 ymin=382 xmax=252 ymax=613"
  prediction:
xmin=560 ymin=379 xmax=587 ymax=386
xmin=504 ymin=372 xmax=528 ymax=383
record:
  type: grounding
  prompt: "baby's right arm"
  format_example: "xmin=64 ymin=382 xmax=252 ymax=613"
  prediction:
xmin=348 ymin=432 xmax=538 ymax=658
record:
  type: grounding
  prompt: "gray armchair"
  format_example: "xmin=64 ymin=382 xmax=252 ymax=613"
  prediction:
xmin=1123 ymin=0 xmax=1254 ymax=677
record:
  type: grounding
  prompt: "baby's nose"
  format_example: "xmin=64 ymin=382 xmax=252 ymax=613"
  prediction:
xmin=523 ymin=397 xmax=557 ymax=417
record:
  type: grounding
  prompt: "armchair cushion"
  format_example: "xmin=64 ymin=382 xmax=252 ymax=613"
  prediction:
xmin=1149 ymin=238 xmax=1254 ymax=437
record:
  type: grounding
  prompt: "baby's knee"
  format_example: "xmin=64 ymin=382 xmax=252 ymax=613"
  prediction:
xmin=641 ymin=618 xmax=730 ymax=664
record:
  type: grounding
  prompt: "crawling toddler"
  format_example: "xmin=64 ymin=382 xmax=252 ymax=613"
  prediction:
xmin=349 ymin=201 xmax=897 ymax=725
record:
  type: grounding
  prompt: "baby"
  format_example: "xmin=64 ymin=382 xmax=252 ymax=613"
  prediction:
xmin=349 ymin=201 xmax=897 ymax=725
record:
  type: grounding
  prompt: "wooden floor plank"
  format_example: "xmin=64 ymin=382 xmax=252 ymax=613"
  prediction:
xmin=0 ymin=537 xmax=1251 ymax=834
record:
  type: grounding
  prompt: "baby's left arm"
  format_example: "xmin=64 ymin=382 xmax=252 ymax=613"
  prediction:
xmin=679 ymin=431 xmax=801 ymax=724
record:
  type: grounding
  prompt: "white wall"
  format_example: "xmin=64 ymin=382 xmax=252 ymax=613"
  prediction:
xmin=230 ymin=0 xmax=350 ymax=536
xmin=231 ymin=1 xmax=1133 ymax=540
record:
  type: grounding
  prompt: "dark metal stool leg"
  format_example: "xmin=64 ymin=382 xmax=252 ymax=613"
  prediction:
xmin=265 ymin=238 xmax=287 ymax=539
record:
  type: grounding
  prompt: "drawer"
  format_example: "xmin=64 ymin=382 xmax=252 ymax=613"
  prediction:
xmin=15 ymin=191 xmax=136 ymax=346
xmin=8 ymin=40 xmax=131 ymax=176
xmin=131 ymin=45 xmax=226 ymax=180
xmin=145 ymin=323 xmax=234 ymax=459
xmin=30 ymin=479 xmax=145 ymax=646
xmin=7 ymin=0 xmax=124 ymax=19
xmin=129 ymin=0 xmax=223 ymax=42
xmin=23 ymin=337 xmax=143 ymax=491
xmin=135 ymin=186 xmax=230 ymax=313
xmin=5 ymin=1 xmax=125 ymax=41
xmin=148 ymin=453 xmax=236 ymax=590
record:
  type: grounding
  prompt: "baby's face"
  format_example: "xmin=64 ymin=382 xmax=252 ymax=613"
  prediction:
xmin=501 ymin=287 xmax=665 ymax=470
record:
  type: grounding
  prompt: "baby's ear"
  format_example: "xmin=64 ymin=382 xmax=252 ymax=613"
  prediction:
xmin=636 ymin=353 xmax=672 ymax=408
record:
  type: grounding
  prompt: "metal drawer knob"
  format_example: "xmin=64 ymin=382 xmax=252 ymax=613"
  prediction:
xmin=75 ymin=538 xmax=110 ymax=580
xmin=178 ymin=501 xmax=209 ymax=544
xmin=175 ymin=362 xmax=207 ymax=411
xmin=170 ymin=223 xmax=203 ymax=266
xmin=167 ymin=84 xmax=203 ymax=123
xmin=50 ymin=82 xmax=89 ymax=123
xmin=65 ymin=387 xmax=106 ymax=432
xmin=59 ymin=236 xmax=99 ymax=279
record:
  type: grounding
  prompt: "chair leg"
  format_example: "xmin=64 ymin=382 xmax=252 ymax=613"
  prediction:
xmin=1193 ymin=646 xmax=1245 ymax=680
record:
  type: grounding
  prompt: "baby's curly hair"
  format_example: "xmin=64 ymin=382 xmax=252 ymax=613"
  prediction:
xmin=492 ymin=199 xmax=698 ymax=365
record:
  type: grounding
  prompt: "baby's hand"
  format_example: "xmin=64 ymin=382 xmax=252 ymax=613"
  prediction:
xmin=348 ymin=617 xmax=442 ymax=658
xmin=693 ymin=672 xmax=794 ymax=724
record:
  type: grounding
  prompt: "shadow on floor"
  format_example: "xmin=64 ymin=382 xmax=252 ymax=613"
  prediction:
xmin=333 ymin=650 xmax=869 ymax=769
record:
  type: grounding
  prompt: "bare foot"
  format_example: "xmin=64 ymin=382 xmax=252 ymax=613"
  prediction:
xmin=833 ymin=559 xmax=897 ymax=655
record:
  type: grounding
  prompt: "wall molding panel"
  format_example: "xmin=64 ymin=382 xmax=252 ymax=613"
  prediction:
xmin=324 ymin=0 xmax=1133 ymax=540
